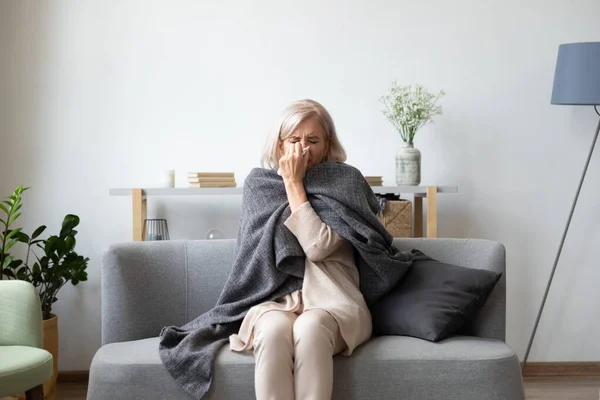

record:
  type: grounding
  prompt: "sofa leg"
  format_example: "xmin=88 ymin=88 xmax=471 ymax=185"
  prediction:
xmin=25 ymin=384 xmax=44 ymax=400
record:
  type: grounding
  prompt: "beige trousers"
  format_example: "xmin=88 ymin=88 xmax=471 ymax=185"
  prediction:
xmin=253 ymin=308 xmax=345 ymax=400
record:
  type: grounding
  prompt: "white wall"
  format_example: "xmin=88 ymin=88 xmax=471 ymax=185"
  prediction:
xmin=1 ymin=0 xmax=599 ymax=371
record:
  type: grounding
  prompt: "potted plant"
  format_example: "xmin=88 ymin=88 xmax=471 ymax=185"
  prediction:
xmin=380 ymin=82 xmax=445 ymax=185
xmin=0 ymin=185 xmax=89 ymax=397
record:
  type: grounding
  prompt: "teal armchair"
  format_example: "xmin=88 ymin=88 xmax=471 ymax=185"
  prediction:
xmin=0 ymin=281 xmax=53 ymax=399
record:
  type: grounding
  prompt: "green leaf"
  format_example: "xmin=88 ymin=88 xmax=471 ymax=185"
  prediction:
xmin=2 ymin=256 xmax=13 ymax=270
xmin=44 ymin=236 xmax=58 ymax=256
xmin=3 ymin=268 xmax=15 ymax=278
xmin=32 ymin=225 xmax=46 ymax=240
xmin=77 ymin=270 xmax=88 ymax=281
xmin=16 ymin=267 xmax=29 ymax=281
xmin=60 ymin=215 xmax=80 ymax=238
xmin=49 ymin=237 xmax=66 ymax=259
xmin=0 ymin=203 xmax=8 ymax=215
xmin=4 ymin=238 xmax=18 ymax=252
xmin=15 ymin=231 xmax=30 ymax=243
xmin=65 ymin=236 xmax=76 ymax=252
xmin=6 ymin=228 xmax=22 ymax=240
xmin=50 ymin=253 xmax=59 ymax=265
xmin=8 ymin=212 xmax=21 ymax=226
xmin=33 ymin=262 xmax=40 ymax=276
xmin=31 ymin=267 xmax=42 ymax=285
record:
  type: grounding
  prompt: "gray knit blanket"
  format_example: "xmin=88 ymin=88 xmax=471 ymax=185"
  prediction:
xmin=158 ymin=161 xmax=414 ymax=399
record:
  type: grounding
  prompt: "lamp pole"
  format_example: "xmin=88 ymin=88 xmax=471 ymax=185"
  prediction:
xmin=522 ymin=109 xmax=600 ymax=372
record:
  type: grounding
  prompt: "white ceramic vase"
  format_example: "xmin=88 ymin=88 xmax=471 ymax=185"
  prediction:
xmin=396 ymin=142 xmax=421 ymax=186
xmin=159 ymin=170 xmax=175 ymax=188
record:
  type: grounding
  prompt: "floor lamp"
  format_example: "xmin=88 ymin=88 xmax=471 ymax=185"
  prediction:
xmin=522 ymin=42 xmax=600 ymax=372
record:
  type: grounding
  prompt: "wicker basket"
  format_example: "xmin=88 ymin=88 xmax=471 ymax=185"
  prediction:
xmin=377 ymin=199 xmax=413 ymax=238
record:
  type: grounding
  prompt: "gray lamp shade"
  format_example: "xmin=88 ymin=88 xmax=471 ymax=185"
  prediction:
xmin=551 ymin=42 xmax=600 ymax=105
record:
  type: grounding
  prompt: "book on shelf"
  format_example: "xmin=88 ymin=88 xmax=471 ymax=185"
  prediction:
xmin=365 ymin=176 xmax=383 ymax=186
xmin=188 ymin=176 xmax=236 ymax=183
xmin=187 ymin=172 xmax=235 ymax=178
xmin=189 ymin=181 xmax=237 ymax=188
xmin=186 ymin=171 xmax=236 ymax=187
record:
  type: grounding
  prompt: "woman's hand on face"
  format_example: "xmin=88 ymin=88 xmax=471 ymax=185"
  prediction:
xmin=279 ymin=143 xmax=309 ymax=184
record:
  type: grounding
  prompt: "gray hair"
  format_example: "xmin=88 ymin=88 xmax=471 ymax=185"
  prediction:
xmin=260 ymin=99 xmax=347 ymax=170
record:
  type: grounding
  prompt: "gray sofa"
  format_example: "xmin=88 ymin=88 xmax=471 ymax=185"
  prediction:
xmin=87 ymin=238 xmax=525 ymax=400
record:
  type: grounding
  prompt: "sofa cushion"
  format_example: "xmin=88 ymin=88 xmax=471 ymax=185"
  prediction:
xmin=370 ymin=249 xmax=502 ymax=342
xmin=87 ymin=336 xmax=523 ymax=400
xmin=0 ymin=345 xmax=53 ymax=396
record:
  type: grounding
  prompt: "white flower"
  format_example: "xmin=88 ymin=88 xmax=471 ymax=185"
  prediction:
xmin=380 ymin=82 xmax=445 ymax=143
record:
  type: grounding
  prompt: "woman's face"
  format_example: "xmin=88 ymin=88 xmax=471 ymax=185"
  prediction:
xmin=279 ymin=117 xmax=329 ymax=169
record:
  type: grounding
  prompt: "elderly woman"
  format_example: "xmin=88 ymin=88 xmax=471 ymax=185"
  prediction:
xmin=159 ymin=100 xmax=412 ymax=400
xmin=229 ymin=99 xmax=372 ymax=400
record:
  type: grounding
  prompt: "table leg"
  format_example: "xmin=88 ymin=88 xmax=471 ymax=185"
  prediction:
xmin=414 ymin=195 xmax=423 ymax=237
xmin=133 ymin=189 xmax=147 ymax=241
xmin=426 ymin=186 xmax=438 ymax=238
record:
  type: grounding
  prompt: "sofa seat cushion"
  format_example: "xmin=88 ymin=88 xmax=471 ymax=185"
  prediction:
xmin=0 ymin=345 xmax=53 ymax=396
xmin=87 ymin=335 xmax=523 ymax=400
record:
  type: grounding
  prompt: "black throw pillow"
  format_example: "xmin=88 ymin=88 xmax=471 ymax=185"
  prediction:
xmin=370 ymin=249 xmax=502 ymax=342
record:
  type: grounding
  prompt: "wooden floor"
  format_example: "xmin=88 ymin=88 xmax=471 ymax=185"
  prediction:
xmin=523 ymin=376 xmax=600 ymax=400
xmin=49 ymin=382 xmax=88 ymax=400
xmin=39 ymin=377 xmax=600 ymax=399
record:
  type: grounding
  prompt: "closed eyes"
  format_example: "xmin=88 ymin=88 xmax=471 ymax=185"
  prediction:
xmin=289 ymin=138 xmax=319 ymax=143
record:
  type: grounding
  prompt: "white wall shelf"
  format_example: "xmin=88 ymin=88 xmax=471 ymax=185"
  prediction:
xmin=109 ymin=186 xmax=458 ymax=197
xmin=109 ymin=185 xmax=458 ymax=241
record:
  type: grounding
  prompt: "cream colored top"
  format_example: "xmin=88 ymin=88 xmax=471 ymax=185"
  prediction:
xmin=229 ymin=201 xmax=372 ymax=356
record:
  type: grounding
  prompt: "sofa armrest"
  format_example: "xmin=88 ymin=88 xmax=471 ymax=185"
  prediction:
xmin=392 ymin=238 xmax=507 ymax=342
xmin=0 ymin=280 xmax=43 ymax=348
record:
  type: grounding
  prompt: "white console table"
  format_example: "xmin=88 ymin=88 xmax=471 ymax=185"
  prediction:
xmin=109 ymin=186 xmax=458 ymax=241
